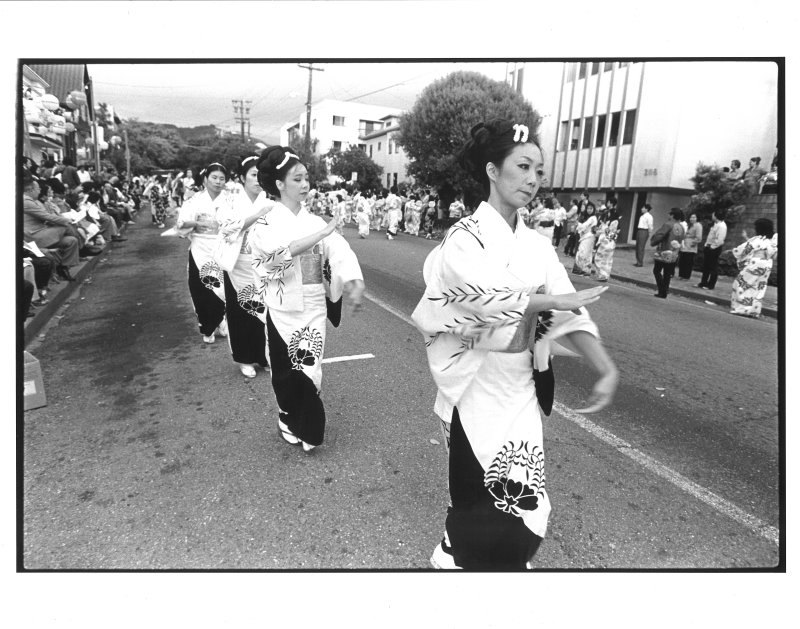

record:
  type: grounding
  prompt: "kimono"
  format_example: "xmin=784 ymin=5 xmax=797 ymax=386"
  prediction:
xmin=572 ymin=215 xmax=597 ymax=275
xmin=177 ymin=189 xmax=227 ymax=336
xmin=216 ymin=190 xmax=275 ymax=365
xmin=148 ymin=183 xmax=169 ymax=225
xmin=385 ymin=193 xmax=402 ymax=237
xmin=730 ymin=235 xmax=777 ymax=317
xmin=592 ymin=219 xmax=619 ymax=281
xmin=404 ymin=200 xmax=421 ymax=236
xmin=412 ymin=202 xmax=599 ymax=569
xmin=371 ymin=197 xmax=385 ymax=231
xmin=249 ymin=202 xmax=364 ymax=447
xmin=355 ymin=196 xmax=371 ymax=238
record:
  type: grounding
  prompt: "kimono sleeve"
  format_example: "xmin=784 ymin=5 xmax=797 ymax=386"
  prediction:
xmin=248 ymin=216 xmax=294 ymax=281
xmin=412 ymin=227 xmax=531 ymax=353
xmin=322 ymin=231 xmax=363 ymax=303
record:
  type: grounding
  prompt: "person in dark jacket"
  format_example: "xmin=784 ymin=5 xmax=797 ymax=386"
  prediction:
xmin=650 ymin=208 xmax=685 ymax=298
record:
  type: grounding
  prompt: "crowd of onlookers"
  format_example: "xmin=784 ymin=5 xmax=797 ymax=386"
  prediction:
xmin=722 ymin=154 xmax=778 ymax=195
xmin=21 ymin=155 xmax=139 ymax=321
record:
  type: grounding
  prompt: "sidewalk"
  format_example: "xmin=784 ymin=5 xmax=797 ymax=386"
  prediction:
xmin=24 ymin=224 xmax=130 ymax=348
xmin=554 ymin=243 xmax=778 ymax=318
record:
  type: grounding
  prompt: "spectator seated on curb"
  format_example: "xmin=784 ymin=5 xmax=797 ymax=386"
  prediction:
xmin=41 ymin=179 xmax=103 ymax=257
xmin=22 ymin=171 xmax=79 ymax=282
xmin=103 ymin=181 xmax=135 ymax=224
xmin=21 ymin=240 xmax=55 ymax=305
xmin=81 ymin=191 xmax=126 ymax=245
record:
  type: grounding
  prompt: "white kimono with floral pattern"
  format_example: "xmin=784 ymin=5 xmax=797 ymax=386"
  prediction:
xmin=412 ymin=201 xmax=599 ymax=539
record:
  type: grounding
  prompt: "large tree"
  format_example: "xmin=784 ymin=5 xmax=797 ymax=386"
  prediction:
xmin=397 ymin=71 xmax=540 ymax=208
xmin=687 ymin=162 xmax=750 ymax=222
xmin=326 ymin=146 xmax=383 ymax=192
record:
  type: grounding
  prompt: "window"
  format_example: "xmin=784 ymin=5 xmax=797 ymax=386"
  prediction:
xmin=332 ymin=140 xmax=342 ymax=151
xmin=387 ymin=174 xmax=391 ymax=187
xmin=332 ymin=115 xmax=345 ymax=126
xmin=595 ymin=114 xmax=606 ymax=148
xmin=388 ymin=139 xmax=392 ymax=154
xmin=619 ymin=61 xmax=630 ymax=68
xmin=578 ymin=63 xmax=587 ymax=79
xmin=570 ymin=119 xmax=580 ymax=150
xmin=393 ymin=173 xmax=398 ymax=187
xmin=378 ymin=141 xmax=382 ymax=152
xmin=590 ymin=62 xmax=600 ymax=75
xmin=566 ymin=64 xmax=577 ymax=82
xmin=516 ymin=67 xmax=524 ymax=93
xmin=358 ymin=143 xmax=366 ymax=152
xmin=604 ymin=62 xmax=614 ymax=72
xmin=622 ymin=109 xmax=636 ymax=144
xmin=369 ymin=145 xmax=373 ymax=158
xmin=582 ymin=117 xmax=593 ymax=149
xmin=608 ymin=111 xmax=621 ymax=146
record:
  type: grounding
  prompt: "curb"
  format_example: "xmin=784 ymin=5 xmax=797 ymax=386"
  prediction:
xmin=605 ymin=272 xmax=778 ymax=319
xmin=24 ymin=227 xmax=128 ymax=347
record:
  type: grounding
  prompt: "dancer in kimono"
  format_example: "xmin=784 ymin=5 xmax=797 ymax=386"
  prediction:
xmin=404 ymin=195 xmax=421 ymax=236
xmin=385 ymin=185 xmax=402 ymax=240
xmin=729 ymin=218 xmax=777 ymax=318
xmin=592 ymin=206 xmax=620 ymax=281
xmin=371 ymin=192 xmax=385 ymax=231
xmin=176 ymin=163 xmax=229 ymax=344
xmin=216 ymin=156 xmax=275 ymax=377
xmin=249 ymin=146 xmax=365 ymax=452
xmin=412 ymin=119 xmax=618 ymax=570
xmin=355 ymin=192 xmax=371 ymax=238
xmin=572 ymin=204 xmax=597 ymax=275
xmin=147 ymin=175 xmax=169 ymax=228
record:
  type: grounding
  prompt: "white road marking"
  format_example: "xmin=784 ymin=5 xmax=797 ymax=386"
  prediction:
xmin=552 ymin=401 xmax=779 ymax=546
xmin=365 ymin=290 xmax=780 ymax=546
xmin=322 ymin=353 xmax=374 ymax=364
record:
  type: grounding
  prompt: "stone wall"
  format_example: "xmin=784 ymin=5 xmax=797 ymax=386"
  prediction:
xmin=717 ymin=193 xmax=779 ymax=284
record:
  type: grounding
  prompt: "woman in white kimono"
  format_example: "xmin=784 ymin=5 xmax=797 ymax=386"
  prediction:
xmin=215 ymin=156 xmax=275 ymax=377
xmin=729 ymin=218 xmax=777 ymax=318
xmin=592 ymin=206 xmax=620 ymax=281
xmin=412 ymin=119 xmax=618 ymax=570
xmin=385 ymin=185 xmax=402 ymax=240
xmin=354 ymin=192 xmax=371 ymax=238
xmin=572 ymin=204 xmax=598 ymax=276
xmin=176 ymin=163 xmax=230 ymax=344
xmin=404 ymin=195 xmax=421 ymax=236
xmin=249 ymin=146 xmax=365 ymax=452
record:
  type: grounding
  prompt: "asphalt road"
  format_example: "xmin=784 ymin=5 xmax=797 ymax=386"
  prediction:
xmin=22 ymin=219 xmax=781 ymax=569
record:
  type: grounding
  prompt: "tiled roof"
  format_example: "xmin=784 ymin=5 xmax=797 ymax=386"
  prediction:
xmin=27 ymin=64 xmax=88 ymax=104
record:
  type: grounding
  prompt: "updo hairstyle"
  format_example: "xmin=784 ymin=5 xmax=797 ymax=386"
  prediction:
xmin=457 ymin=118 xmax=541 ymax=196
xmin=256 ymin=145 xmax=302 ymax=197
xmin=202 ymin=162 xmax=229 ymax=182
xmin=237 ymin=155 xmax=260 ymax=180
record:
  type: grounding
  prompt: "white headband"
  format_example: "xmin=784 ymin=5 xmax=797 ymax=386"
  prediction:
xmin=276 ymin=152 xmax=300 ymax=170
xmin=512 ymin=124 xmax=529 ymax=143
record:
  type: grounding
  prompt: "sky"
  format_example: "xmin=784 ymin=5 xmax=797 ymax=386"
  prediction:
xmin=88 ymin=62 xmax=511 ymax=144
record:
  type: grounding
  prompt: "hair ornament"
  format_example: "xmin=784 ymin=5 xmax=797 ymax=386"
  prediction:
xmin=241 ymin=155 xmax=258 ymax=167
xmin=512 ymin=124 xmax=529 ymax=143
xmin=276 ymin=151 xmax=300 ymax=170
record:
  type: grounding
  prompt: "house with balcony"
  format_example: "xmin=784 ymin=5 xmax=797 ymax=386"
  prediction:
xmin=359 ymin=114 xmax=411 ymax=189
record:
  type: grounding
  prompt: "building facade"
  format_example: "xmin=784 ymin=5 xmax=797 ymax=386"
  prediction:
xmin=360 ymin=114 xmax=411 ymax=189
xmin=519 ymin=61 xmax=779 ymax=242
xmin=280 ymin=99 xmax=402 ymax=155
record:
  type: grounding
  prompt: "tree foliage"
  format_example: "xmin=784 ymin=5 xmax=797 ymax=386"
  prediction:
xmin=687 ymin=162 xmax=750 ymax=222
xmin=396 ymin=71 xmax=540 ymax=208
xmin=326 ymin=146 xmax=383 ymax=192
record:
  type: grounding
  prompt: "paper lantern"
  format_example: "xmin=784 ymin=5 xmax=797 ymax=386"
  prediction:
xmin=69 ymin=90 xmax=88 ymax=107
xmin=65 ymin=122 xmax=76 ymax=133
xmin=98 ymin=140 xmax=109 ymax=150
xmin=65 ymin=94 xmax=76 ymax=109
xmin=110 ymin=135 xmax=122 ymax=146
xmin=23 ymin=100 xmax=41 ymax=123
xmin=41 ymin=93 xmax=60 ymax=111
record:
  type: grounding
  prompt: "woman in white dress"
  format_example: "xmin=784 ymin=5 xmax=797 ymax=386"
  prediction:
xmin=176 ymin=163 xmax=230 ymax=344
xmin=572 ymin=204 xmax=597 ymax=276
xmin=249 ymin=146 xmax=365 ymax=452
xmin=412 ymin=119 xmax=618 ymax=570
xmin=215 ymin=156 xmax=275 ymax=377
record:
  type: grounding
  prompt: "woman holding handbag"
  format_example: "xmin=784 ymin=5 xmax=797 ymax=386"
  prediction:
xmin=650 ymin=207 xmax=685 ymax=299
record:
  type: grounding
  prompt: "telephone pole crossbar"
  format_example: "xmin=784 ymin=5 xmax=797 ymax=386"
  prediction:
xmin=232 ymin=99 xmax=252 ymax=141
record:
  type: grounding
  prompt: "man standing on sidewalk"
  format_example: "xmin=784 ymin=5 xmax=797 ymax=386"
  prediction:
xmin=634 ymin=203 xmax=653 ymax=266
xmin=697 ymin=209 xmax=728 ymax=290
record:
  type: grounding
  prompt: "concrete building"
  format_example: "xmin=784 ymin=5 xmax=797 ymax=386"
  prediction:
xmin=280 ymin=99 xmax=402 ymax=155
xmin=519 ymin=61 xmax=779 ymax=242
xmin=360 ymin=114 xmax=411 ymax=189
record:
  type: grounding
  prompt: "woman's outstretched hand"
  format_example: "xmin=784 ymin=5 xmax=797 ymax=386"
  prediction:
xmin=551 ymin=285 xmax=608 ymax=312
xmin=574 ymin=368 xmax=619 ymax=413
xmin=346 ymin=279 xmax=365 ymax=314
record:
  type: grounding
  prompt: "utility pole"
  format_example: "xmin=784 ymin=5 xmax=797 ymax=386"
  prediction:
xmin=88 ymin=77 xmax=101 ymax=173
xmin=298 ymin=63 xmax=324 ymax=153
xmin=232 ymin=99 xmax=252 ymax=140
xmin=123 ymin=128 xmax=130 ymax=180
